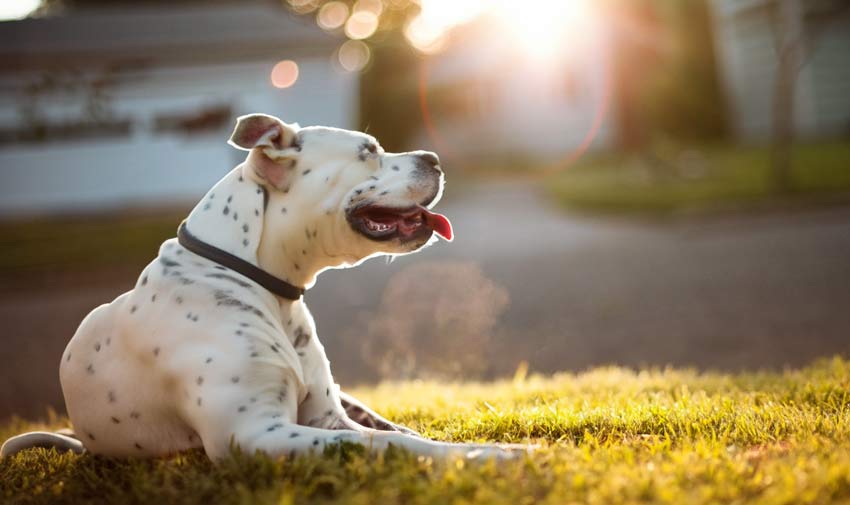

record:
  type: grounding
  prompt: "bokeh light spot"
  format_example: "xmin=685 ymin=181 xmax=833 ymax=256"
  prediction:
xmin=344 ymin=11 xmax=379 ymax=40
xmin=270 ymin=60 xmax=299 ymax=89
xmin=289 ymin=0 xmax=319 ymax=14
xmin=337 ymin=40 xmax=371 ymax=72
xmin=317 ymin=1 xmax=349 ymax=30
xmin=353 ymin=0 xmax=383 ymax=17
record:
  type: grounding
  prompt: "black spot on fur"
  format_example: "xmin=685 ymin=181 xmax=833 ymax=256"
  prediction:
xmin=355 ymin=189 xmax=363 ymax=195
xmin=196 ymin=376 xmax=204 ymax=386
xmin=243 ymin=224 xmax=249 ymax=233
xmin=197 ymin=397 xmax=202 ymax=407
xmin=255 ymin=209 xmax=260 ymax=216
xmin=267 ymin=423 xmax=284 ymax=432
xmin=227 ymin=195 xmax=233 ymax=203
xmin=281 ymin=207 xmax=287 ymax=214
xmin=238 ymin=406 xmax=246 ymax=413
xmin=231 ymin=376 xmax=240 ymax=383
xmin=130 ymin=411 xmax=140 ymax=420
xmin=243 ymin=239 xmax=249 ymax=247
xmin=153 ymin=347 xmax=160 ymax=357
xmin=270 ymin=344 xmax=279 ymax=353
xmin=141 ymin=275 xmax=148 ymax=286
xmin=106 ymin=337 xmax=111 ymax=346
xmin=176 ymin=296 xmax=184 ymax=304
xmin=86 ymin=364 xmax=95 ymax=375
xmin=313 ymin=439 xmax=319 ymax=446
xmin=135 ymin=442 xmax=143 ymax=450
xmin=223 ymin=206 xmax=230 ymax=215
xmin=130 ymin=305 xmax=137 ymax=314
xmin=392 ymin=165 xmax=400 ymax=171
xmin=293 ymin=326 xmax=311 ymax=348
xmin=369 ymin=176 xmax=379 ymax=181
xmin=87 ymin=432 xmax=95 ymax=441
xmin=160 ymin=257 xmax=180 ymax=268
xmin=108 ymin=391 xmax=116 ymax=403
xmin=250 ymin=352 xmax=259 ymax=358
xmin=66 ymin=353 xmax=72 ymax=362
xmin=213 ymin=291 xmax=274 ymax=327
xmin=326 ymin=388 xmax=329 ymax=396
xmin=111 ymin=416 xmax=121 ymax=424
xmin=151 ymin=294 xmax=157 ymax=302
xmin=293 ymin=263 xmax=300 ymax=271
xmin=94 ymin=342 xmax=101 ymax=352
xmin=239 ymin=175 xmax=244 ymax=182
xmin=206 ymin=272 xmax=252 ymax=288
xmin=233 ymin=212 xmax=239 ymax=221
xmin=204 ymin=203 xmax=211 ymax=211
xmin=369 ymin=185 xmax=376 ymax=190
xmin=205 ymin=357 xmax=213 ymax=364
xmin=302 ymin=169 xmax=311 ymax=176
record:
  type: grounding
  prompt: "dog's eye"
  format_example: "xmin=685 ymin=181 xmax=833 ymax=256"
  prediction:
xmin=358 ymin=142 xmax=379 ymax=161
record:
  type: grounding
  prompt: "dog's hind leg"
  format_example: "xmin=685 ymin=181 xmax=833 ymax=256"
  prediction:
xmin=339 ymin=391 xmax=422 ymax=436
xmin=1 ymin=431 xmax=86 ymax=458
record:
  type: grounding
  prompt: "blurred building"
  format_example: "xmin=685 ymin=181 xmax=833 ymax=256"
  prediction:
xmin=0 ymin=0 xmax=355 ymax=215
xmin=711 ymin=0 xmax=850 ymax=141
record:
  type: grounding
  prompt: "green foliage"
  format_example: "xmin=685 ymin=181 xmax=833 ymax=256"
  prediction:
xmin=548 ymin=141 xmax=850 ymax=214
xmin=3 ymin=358 xmax=850 ymax=504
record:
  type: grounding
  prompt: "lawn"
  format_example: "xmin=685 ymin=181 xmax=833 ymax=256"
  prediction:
xmin=548 ymin=141 xmax=850 ymax=214
xmin=2 ymin=358 xmax=850 ymax=504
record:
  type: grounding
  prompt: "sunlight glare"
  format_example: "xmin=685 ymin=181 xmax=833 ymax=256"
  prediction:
xmin=404 ymin=0 xmax=592 ymax=58
xmin=0 ymin=0 xmax=41 ymax=21
xmin=496 ymin=0 xmax=592 ymax=60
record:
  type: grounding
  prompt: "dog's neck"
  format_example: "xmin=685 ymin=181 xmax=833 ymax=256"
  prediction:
xmin=184 ymin=166 xmax=335 ymax=294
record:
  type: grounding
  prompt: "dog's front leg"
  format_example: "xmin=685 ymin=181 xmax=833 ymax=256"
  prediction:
xmin=291 ymin=325 xmax=355 ymax=430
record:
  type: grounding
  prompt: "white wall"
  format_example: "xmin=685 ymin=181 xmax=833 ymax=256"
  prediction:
xmin=0 ymin=59 xmax=358 ymax=215
xmin=711 ymin=0 xmax=850 ymax=141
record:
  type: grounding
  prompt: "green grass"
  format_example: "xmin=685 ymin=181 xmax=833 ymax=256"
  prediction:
xmin=3 ymin=358 xmax=850 ymax=504
xmin=548 ymin=141 xmax=850 ymax=214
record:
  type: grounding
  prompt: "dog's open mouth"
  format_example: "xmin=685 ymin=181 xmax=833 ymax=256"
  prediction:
xmin=348 ymin=205 xmax=453 ymax=242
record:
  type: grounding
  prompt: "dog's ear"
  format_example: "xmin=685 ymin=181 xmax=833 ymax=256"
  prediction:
xmin=229 ymin=113 xmax=300 ymax=190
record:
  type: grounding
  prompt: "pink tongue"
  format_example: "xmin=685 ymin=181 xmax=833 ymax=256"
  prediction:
xmin=422 ymin=209 xmax=453 ymax=241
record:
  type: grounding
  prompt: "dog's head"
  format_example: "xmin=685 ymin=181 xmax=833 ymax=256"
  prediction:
xmin=228 ymin=113 xmax=452 ymax=274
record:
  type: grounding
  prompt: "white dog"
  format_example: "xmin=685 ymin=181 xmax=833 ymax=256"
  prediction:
xmin=2 ymin=114 xmax=523 ymax=461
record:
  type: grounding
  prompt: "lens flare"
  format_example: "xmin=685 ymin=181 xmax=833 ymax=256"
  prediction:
xmin=345 ymin=10 xmax=379 ymax=40
xmin=337 ymin=40 xmax=371 ymax=72
xmin=317 ymin=1 xmax=349 ymax=30
xmin=270 ymin=60 xmax=299 ymax=89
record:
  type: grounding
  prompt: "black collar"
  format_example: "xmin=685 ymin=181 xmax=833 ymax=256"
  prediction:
xmin=177 ymin=221 xmax=305 ymax=301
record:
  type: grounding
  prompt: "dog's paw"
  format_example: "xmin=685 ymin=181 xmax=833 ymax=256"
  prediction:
xmin=463 ymin=443 xmax=534 ymax=461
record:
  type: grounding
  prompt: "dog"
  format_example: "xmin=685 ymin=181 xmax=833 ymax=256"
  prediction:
xmin=2 ymin=114 xmax=524 ymax=461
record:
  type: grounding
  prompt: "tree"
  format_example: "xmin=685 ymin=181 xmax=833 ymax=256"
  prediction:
xmin=769 ymin=0 xmax=850 ymax=193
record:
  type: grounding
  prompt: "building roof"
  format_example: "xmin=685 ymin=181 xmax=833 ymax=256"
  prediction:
xmin=0 ymin=0 xmax=339 ymax=71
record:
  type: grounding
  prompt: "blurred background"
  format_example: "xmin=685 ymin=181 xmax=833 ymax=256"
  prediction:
xmin=1 ymin=0 xmax=849 ymax=421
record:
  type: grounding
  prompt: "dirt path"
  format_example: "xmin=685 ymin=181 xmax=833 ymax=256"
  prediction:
xmin=3 ymin=181 xmax=850 ymax=420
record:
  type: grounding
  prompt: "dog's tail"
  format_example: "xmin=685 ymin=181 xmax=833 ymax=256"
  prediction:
xmin=1 ymin=430 xmax=86 ymax=458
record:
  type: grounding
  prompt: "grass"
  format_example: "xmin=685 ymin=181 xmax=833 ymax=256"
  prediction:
xmin=3 ymin=358 xmax=850 ymax=504
xmin=547 ymin=141 xmax=850 ymax=214
xmin=0 ymin=209 xmax=186 ymax=284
